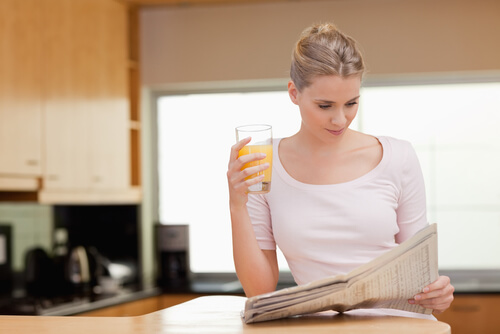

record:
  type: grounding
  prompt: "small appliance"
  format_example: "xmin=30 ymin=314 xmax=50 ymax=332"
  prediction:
xmin=0 ymin=224 xmax=12 ymax=297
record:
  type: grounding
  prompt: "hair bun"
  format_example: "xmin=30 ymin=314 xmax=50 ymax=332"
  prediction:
xmin=290 ymin=22 xmax=365 ymax=91
xmin=314 ymin=22 xmax=337 ymax=34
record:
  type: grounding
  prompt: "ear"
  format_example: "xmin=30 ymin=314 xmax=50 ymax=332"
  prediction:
xmin=288 ymin=81 xmax=299 ymax=105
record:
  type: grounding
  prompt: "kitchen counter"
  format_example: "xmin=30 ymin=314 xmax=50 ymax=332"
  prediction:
xmin=0 ymin=286 xmax=162 ymax=316
xmin=38 ymin=287 xmax=162 ymax=316
xmin=2 ymin=269 xmax=499 ymax=316
xmin=440 ymin=269 xmax=500 ymax=293
xmin=0 ymin=295 xmax=451 ymax=334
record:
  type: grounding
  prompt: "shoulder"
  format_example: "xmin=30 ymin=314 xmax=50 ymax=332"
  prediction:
xmin=349 ymin=131 xmax=383 ymax=162
xmin=378 ymin=136 xmax=414 ymax=151
xmin=377 ymin=136 xmax=418 ymax=161
xmin=378 ymin=136 xmax=422 ymax=177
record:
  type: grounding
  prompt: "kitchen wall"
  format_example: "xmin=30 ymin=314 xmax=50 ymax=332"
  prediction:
xmin=0 ymin=0 xmax=497 ymax=291
xmin=140 ymin=0 xmax=500 ymax=86
xmin=0 ymin=204 xmax=52 ymax=271
xmin=137 ymin=0 xmax=500 ymax=281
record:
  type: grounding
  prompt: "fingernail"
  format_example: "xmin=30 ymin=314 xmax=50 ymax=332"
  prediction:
xmin=423 ymin=287 xmax=430 ymax=293
xmin=414 ymin=295 xmax=421 ymax=300
xmin=408 ymin=300 xmax=415 ymax=304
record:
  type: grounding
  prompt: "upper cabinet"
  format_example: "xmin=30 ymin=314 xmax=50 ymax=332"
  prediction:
xmin=0 ymin=0 xmax=42 ymax=185
xmin=0 ymin=0 xmax=141 ymax=203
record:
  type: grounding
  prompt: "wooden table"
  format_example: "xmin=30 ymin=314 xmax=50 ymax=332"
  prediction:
xmin=0 ymin=295 xmax=451 ymax=333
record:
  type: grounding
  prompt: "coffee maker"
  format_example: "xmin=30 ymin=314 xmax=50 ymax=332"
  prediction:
xmin=156 ymin=224 xmax=189 ymax=289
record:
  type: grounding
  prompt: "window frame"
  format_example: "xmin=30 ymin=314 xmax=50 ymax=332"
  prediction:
xmin=149 ymin=72 xmax=500 ymax=289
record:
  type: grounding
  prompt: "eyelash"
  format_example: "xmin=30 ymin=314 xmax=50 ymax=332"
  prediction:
xmin=318 ymin=102 xmax=358 ymax=110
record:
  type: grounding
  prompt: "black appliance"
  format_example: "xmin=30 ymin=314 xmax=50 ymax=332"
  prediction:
xmin=0 ymin=224 xmax=12 ymax=297
xmin=24 ymin=247 xmax=54 ymax=297
xmin=156 ymin=224 xmax=189 ymax=289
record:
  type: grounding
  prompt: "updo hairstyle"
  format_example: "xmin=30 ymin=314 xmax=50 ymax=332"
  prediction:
xmin=290 ymin=23 xmax=365 ymax=91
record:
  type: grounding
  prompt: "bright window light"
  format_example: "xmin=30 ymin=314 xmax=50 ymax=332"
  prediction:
xmin=157 ymin=82 xmax=500 ymax=273
xmin=157 ymin=91 xmax=304 ymax=273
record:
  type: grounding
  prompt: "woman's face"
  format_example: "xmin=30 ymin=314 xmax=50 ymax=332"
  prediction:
xmin=288 ymin=75 xmax=361 ymax=142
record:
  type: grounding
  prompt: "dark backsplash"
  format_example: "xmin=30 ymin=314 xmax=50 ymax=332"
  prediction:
xmin=53 ymin=205 xmax=139 ymax=262
xmin=0 ymin=204 xmax=142 ymax=315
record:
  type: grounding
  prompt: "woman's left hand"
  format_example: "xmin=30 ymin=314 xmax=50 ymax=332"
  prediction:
xmin=408 ymin=275 xmax=454 ymax=314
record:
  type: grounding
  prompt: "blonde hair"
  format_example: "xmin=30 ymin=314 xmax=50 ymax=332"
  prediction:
xmin=290 ymin=23 xmax=365 ymax=91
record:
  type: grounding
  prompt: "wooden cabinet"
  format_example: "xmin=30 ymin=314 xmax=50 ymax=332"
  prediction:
xmin=435 ymin=294 xmax=500 ymax=334
xmin=158 ymin=293 xmax=205 ymax=309
xmin=77 ymin=294 xmax=204 ymax=317
xmin=78 ymin=296 xmax=162 ymax=317
xmin=0 ymin=0 xmax=141 ymax=202
xmin=0 ymin=0 xmax=42 ymax=188
xmin=41 ymin=0 xmax=131 ymax=194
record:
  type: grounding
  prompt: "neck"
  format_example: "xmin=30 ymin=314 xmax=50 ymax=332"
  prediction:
xmin=290 ymin=128 xmax=353 ymax=157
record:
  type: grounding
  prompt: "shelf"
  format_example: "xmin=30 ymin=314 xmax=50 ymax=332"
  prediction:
xmin=0 ymin=176 xmax=39 ymax=191
xmin=38 ymin=187 xmax=142 ymax=204
xmin=130 ymin=120 xmax=141 ymax=130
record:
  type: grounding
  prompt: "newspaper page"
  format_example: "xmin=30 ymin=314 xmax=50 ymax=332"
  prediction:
xmin=243 ymin=224 xmax=438 ymax=323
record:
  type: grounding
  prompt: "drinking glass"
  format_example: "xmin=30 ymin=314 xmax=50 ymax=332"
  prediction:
xmin=235 ymin=124 xmax=273 ymax=194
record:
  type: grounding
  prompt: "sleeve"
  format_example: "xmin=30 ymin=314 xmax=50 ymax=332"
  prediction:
xmin=246 ymin=194 xmax=276 ymax=250
xmin=395 ymin=141 xmax=429 ymax=244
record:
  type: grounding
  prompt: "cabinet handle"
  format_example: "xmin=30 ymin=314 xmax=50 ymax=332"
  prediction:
xmin=26 ymin=159 xmax=38 ymax=166
xmin=47 ymin=175 xmax=59 ymax=181
xmin=93 ymin=176 xmax=101 ymax=183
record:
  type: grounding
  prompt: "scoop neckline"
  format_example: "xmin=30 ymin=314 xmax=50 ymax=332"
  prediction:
xmin=274 ymin=136 xmax=390 ymax=191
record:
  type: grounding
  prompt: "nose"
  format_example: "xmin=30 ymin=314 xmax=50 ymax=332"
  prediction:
xmin=329 ymin=109 xmax=347 ymax=128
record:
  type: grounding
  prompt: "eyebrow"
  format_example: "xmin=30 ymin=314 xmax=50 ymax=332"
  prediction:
xmin=314 ymin=96 xmax=360 ymax=104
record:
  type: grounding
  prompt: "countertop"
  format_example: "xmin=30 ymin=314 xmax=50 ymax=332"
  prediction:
xmin=0 ymin=295 xmax=451 ymax=334
xmin=439 ymin=269 xmax=500 ymax=293
xmin=68 ymin=269 xmax=500 ymax=316
xmin=2 ymin=269 xmax=499 ymax=316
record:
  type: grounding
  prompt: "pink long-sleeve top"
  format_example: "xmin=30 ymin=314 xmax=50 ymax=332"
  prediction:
xmin=247 ymin=136 xmax=429 ymax=286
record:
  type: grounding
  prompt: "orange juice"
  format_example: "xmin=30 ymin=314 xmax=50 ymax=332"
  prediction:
xmin=238 ymin=144 xmax=272 ymax=193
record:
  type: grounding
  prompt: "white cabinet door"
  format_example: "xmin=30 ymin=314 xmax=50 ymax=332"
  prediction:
xmin=42 ymin=0 xmax=130 ymax=192
xmin=88 ymin=108 xmax=130 ymax=190
xmin=42 ymin=0 xmax=88 ymax=190
xmin=87 ymin=0 xmax=130 ymax=190
xmin=0 ymin=0 xmax=42 ymax=176
xmin=43 ymin=108 xmax=89 ymax=190
xmin=0 ymin=111 xmax=42 ymax=176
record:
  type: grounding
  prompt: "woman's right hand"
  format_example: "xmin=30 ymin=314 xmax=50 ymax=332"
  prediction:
xmin=227 ymin=137 xmax=270 ymax=208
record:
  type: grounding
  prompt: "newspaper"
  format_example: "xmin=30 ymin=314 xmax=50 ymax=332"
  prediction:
xmin=243 ymin=223 xmax=438 ymax=323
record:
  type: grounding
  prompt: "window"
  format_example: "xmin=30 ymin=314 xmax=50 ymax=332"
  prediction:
xmin=157 ymin=91 xmax=302 ymax=273
xmin=156 ymin=80 xmax=500 ymax=274
xmin=360 ymin=82 xmax=500 ymax=270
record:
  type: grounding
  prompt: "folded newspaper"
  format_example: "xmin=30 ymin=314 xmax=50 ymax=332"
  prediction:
xmin=243 ymin=223 xmax=438 ymax=323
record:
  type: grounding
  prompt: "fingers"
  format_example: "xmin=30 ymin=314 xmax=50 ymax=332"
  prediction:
xmin=229 ymin=137 xmax=252 ymax=163
xmin=240 ymin=173 xmax=266 ymax=191
xmin=228 ymin=137 xmax=269 ymax=178
xmin=227 ymin=138 xmax=270 ymax=201
xmin=228 ymin=158 xmax=269 ymax=190
xmin=228 ymin=151 xmax=268 ymax=180
xmin=425 ymin=275 xmax=451 ymax=292
xmin=408 ymin=276 xmax=455 ymax=313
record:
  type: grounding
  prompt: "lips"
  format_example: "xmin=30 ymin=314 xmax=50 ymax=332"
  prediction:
xmin=326 ymin=128 xmax=344 ymax=136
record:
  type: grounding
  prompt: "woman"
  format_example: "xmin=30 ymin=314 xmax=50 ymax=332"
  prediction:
xmin=227 ymin=22 xmax=454 ymax=315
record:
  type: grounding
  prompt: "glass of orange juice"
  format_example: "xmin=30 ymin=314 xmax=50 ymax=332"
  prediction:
xmin=235 ymin=124 xmax=272 ymax=194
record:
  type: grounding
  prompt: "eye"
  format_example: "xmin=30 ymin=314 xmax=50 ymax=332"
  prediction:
xmin=346 ymin=101 xmax=358 ymax=107
xmin=318 ymin=104 xmax=331 ymax=110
